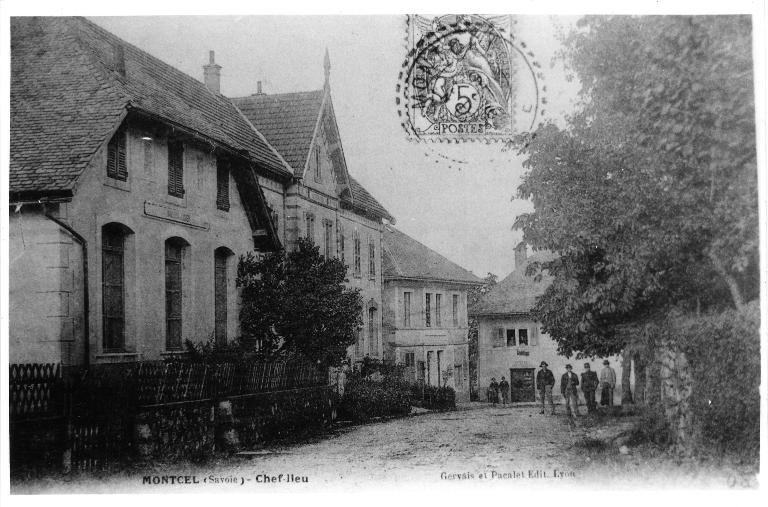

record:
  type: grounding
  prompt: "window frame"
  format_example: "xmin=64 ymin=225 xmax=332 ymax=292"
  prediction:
xmin=435 ymin=293 xmax=442 ymax=327
xmin=102 ymin=225 xmax=127 ymax=352
xmin=164 ymin=238 xmax=185 ymax=351
xmin=518 ymin=328 xmax=529 ymax=346
xmin=425 ymin=292 xmax=432 ymax=327
xmin=107 ymin=128 xmax=128 ymax=181
xmin=167 ymin=140 xmax=185 ymax=198
xmin=506 ymin=328 xmax=516 ymax=347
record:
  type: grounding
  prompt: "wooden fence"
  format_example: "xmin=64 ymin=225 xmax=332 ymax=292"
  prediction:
xmin=9 ymin=359 xmax=332 ymax=475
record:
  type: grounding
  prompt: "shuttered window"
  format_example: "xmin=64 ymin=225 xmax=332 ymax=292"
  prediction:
xmin=435 ymin=294 xmax=442 ymax=327
xmin=339 ymin=227 xmax=345 ymax=265
xmin=214 ymin=249 xmax=229 ymax=345
xmin=353 ymin=233 xmax=361 ymax=277
xmin=324 ymin=221 xmax=333 ymax=258
xmin=216 ymin=159 xmax=230 ymax=211
xmin=368 ymin=307 xmax=377 ymax=356
xmin=403 ymin=291 xmax=411 ymax=327
xmin=107 ymin=129 xmax=127 ymax=181
xmin=368 ymin=241 xmax=375 ymax=279
xmin=452 ymin=294 xmax=459 ymax=327
xmin=165 ymin=239 xmax=183 ymax=350
xmin=102 ymin=225 xmax=126 ymax=352
xmin=167 ymin=141 xmax=184 ymax=197
xmin=493 ymin=328 xmax=504 ymax=347
xmin=425 ymin=293 xmax=432 ymax=327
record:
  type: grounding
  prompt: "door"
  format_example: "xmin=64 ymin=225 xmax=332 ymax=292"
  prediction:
xmin=510 ymin=368 xmax=536 ymax=402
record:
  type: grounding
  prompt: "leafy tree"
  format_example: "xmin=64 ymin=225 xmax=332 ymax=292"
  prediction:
xmin=236 ymin=238 xmax=363 ymax=368
xmin=467 ymin=272 xmax=498 ymax=399
xmin=514 ymin=16 xmax=757 ymax=359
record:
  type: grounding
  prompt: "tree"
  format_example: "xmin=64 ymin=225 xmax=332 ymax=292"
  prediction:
xmin=514 ymin=16 xmax=757 ymax=453
xmin=236 ymin=238 xmax=363 ymax=368
xmin=467 ymin=272 xmax=498 ymax=400
xmin=515 ymin=16 xmax=757 ymax=361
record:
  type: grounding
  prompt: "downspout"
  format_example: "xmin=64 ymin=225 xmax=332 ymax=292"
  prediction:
xmin=44 ymin=211 xmax=89 ymax=368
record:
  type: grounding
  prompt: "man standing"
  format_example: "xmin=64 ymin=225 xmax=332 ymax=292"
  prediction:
xmin=600 ymin=359 xmax=617 ymax=407
xmin=489 ymin=377 xmax=499 ymax=406
xmin=561 ymin=364 xmax=580 ymax=417
xmin=536 ymin=361 xmax=555 ymax=415
xmin=581 ymin=363 xmax=599 ymax=413
xmin=499 ymin=376 xmax=510 ymax=405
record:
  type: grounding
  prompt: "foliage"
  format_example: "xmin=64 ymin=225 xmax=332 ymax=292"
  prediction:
xmin=338 ymin=375 xmax=411 ymax=422
xmin=236 ymin=239 xmax=363 ymax=368
xmin=410 ymin=383 xmax=456 ymax=411
xmin=514 ymin=16 xmax=757 ymax=358
xmin=467 ymin=272 xmax=498 ymax=400
xmin=670 ymin=302 xmax=759 ymax=457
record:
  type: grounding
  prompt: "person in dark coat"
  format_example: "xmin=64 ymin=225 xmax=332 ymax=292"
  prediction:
xmin=561 ymin=364 xmax=580 ymax=417
xmin=498 ymin=376 xmax=510 ymax=405
xmin=581 ymin=363 xmax=599 ymax=413
xmin=488 ymin=377 xmax=499 ymax=405
xmin=536 ymin=362 xmax=555 ymax=415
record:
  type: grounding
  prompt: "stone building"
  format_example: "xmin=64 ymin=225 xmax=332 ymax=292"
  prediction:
xmin=9 ymin=17 xmax=393 ymax=366
xmin=381 ymin=226 xmax=480 ymax=401
xmin=470 ymin=244 xmax=623 ymax=404
xmin=231 ymin=54 xmax=394 ymax=361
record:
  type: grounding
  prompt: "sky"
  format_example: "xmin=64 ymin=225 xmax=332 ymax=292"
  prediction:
xmin=90 ymin=15 xmax=581 ymax=280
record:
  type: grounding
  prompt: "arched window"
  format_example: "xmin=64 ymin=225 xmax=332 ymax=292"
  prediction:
xmin=165 ymin=237 xmax=188 ymax=351
xmin=214 ymin=247 xmax=234 ymax=346
xmin=353 ymin=232 xmax=361 ymax=278
xmin=102 ymin=223 xmax=132 ymax=352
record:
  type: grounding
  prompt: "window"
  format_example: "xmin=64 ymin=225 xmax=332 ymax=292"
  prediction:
xmin=425 ymin=293 xmax=432 ymax=327
xmin=102 ymin=224 xmax=127 ymax=351
xmin=167 ymin=141 xmax=184 ymax=197
xmin=216 ymin=159 xmax=230 ymax=211
xmin=353 ymin=232 xmax=361 ymax=277
xmin=435 ymin=294 xmax=442 ymax=327
xmin=404 ymin=352 xmax=415 ymax=367
xmin=305 ymin=214 xmax=315 ymax=243
xmin=426 ymin=351 xmax=433 ymax=385
xmin=107 ymin=128 xmax=127 ymax=181
xmin=339 ymin=228 xmax=345 ymax=265
xmin=214 ymin=248 xmax=231 ymax=346
xmin=368 ymin=241 xmax=376 ymax=279
xmin=518 ymin=328 xmax=529 ymax=346
xmin=452 ymin=294 xmax=459 ymax=327
xmin=455 ymin=365 xmax=463 ymax=389
xmin=403 ymin=291 xmax=412 ymax=327
xmin=506 ymin=329 xmax=516 ymax=347
xmin=493 ymin=328 xmax=504 ymax=347
xmin=355 ymin=327 xmax=363 ymax=357
xmin=368 ymin=307 xmax=377 ymax=356
xmin=324 ymin=221 xmax=333 ymax=258
xmin=437 ymin=350 xmax=443 ymax=386
xmin=165 ymin=238 xmax=185 ymax=351
xmin=314 ymin=145 xmax=322 ymax=182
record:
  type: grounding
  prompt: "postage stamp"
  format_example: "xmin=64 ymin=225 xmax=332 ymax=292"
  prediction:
xmin=398 ymin=14 xmax=545 ymax=143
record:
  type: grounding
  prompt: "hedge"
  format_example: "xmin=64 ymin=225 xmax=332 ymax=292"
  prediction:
xmin=410 ymin=384 xmax=456 ymax=411
xmin=338 ymin=377 xmax=411 ymax=422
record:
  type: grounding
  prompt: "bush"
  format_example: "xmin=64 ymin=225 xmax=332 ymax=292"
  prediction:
xmin=338 ymin=375 xmax=411 ymax=422
xmin=410 ymin=383 xmax=456 ymax=411
xmin=671 ymin=301 xmax=760 ymax=457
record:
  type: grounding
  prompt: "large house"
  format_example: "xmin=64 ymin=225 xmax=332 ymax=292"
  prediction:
xmin=8 ymin=17 xmax=392 ymax=366
xmin=470 ymin=243 xmax=623 ymax=403
xmin=381 ymin=226 xmax=480 ymax=401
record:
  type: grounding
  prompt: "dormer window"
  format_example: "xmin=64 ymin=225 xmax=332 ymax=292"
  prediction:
xmin=106 ymin=128 xmax=127 ymax=181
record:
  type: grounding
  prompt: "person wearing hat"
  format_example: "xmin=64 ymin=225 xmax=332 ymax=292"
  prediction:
xmin=581 ymin=363 xmax=599 ymax=413
xmin=536 ymin=361 xmax=555 ymax=415
xmin=600 ymin=359 xmax=617 ymax=407
xmin=561 ymin=364 xmax=580 ymax=417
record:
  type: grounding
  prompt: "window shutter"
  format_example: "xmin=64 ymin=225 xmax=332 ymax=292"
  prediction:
xmin=168 ymin=141 xmax=184 ymax=197
xmin=216 ymin=159 xmax=230 ymax=211
xmin=107 ymin=129 xmax=127 ymax=181
xmin=531 ymin=325 xmax=539 ymax=346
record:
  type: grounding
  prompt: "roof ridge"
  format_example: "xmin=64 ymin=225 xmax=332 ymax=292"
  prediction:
xmin=231 ymin=88 xmax=325 ymax=101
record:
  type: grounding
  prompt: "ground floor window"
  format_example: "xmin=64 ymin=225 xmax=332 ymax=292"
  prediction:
xmin=165 ymin=238 xmax=186 ymax=351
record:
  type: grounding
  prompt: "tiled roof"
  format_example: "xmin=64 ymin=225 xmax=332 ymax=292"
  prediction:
xmin=382 ymin=226 xmax=481 ymax=284
xmin=232 ymin=90 xmax=324 ymax=175
xmin=347 ymin=176 xmax=393 ymax=222
xmin=10 ymin=16 xmax=291 ymax=196
xmin=233 ymin=89 xmax=393 ymax=222
xmin=469 ymin=252 xmax=558 ymax=316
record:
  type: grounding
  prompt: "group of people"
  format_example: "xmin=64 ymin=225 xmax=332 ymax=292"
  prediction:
xmin=486 ymin=376 xmax=510 ymax=405
xmin=535 ymin=360 xmax=616 ymax=416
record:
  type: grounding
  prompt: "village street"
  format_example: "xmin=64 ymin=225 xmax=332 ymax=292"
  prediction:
xmin=14 ymin=403 xmax=747 ymax=494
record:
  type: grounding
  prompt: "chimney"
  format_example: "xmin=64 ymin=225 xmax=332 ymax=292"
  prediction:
xmin=257 ymin=81 xmax=263 ymax=94
xmin=203 ymin=50 xmax=221 ymax=94
xmin=514 ymin=242 xmax=528 ymax=273
xmin=112 ymin=44 xmax=125 ymax=78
